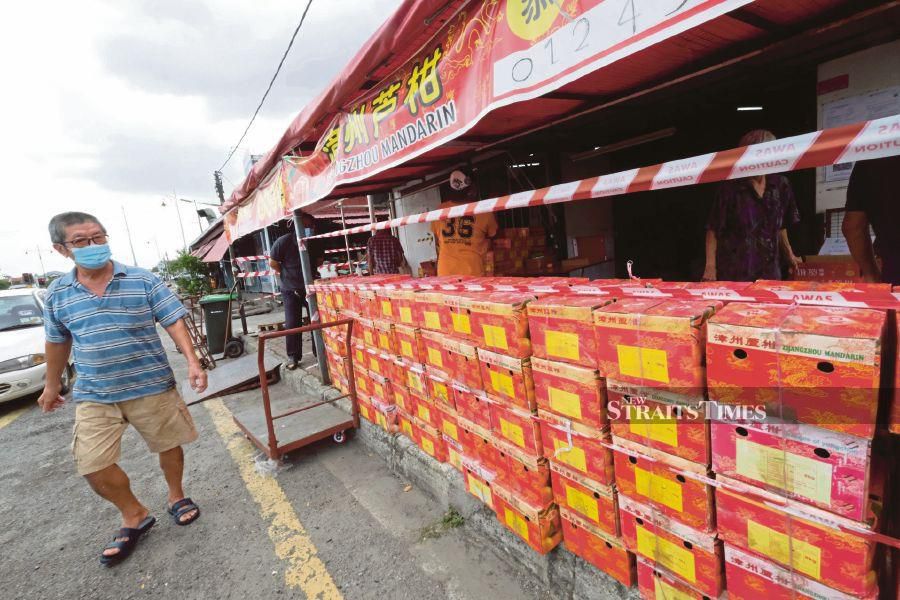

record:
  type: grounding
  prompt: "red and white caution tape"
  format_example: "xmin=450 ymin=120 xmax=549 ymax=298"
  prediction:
xmin=324 ymin=247 xmax=365 ymax=254
xmin=235 ymin=255 xmax=270 ymax=263
xmin=302 ymin=114 xmax=900 ymax=241
xmin=236 ymin=270 xmax=276 ymax=278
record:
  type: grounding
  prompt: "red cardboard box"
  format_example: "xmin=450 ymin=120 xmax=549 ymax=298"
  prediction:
xmin=492 ymin=437 xmax=553 ymax=509
xmin=716 ymin=476 xmax=878 ymax=597
xmin=433 ymin=402 xmax=460 ymax=445
xmin=398 ymin=409 xmax=416 ymax=442
xmin=356 ymin=289 xmax=378 ymax=319
xmin=413 ymin=291 xmax=448 ymax=333
xmin=415 ymin=417 xmax=448 ymax=463
xmin=594 ymin=299 xmax=721 ymax=394
xmin=439 ymin=293 xmax=478 ymax=341
xmin=464 ymin=462 xmax=495 ymax=508
xmin=420 ymin=329 xmax=451 ymax=378
xmin=444 ymin=435 xmax=464 ymax=472
xmin=392 ymin=385 xmax=414 ymax=415
xmin=364 ymin=350 xmax=389 ymax=380
xmin=710 ymin=420 xmax=872 ymax=521
xmin=370 ymin=398 xmax=398 ymax=433
xmin=478 ymin=349 xmax=536 ymax=410
xmin=549 ymin=462 xmax=617 ymax=536
xmin=385 ymin=289 xmax=418 ymax=326
xmin=414 ymin=395 xmax=438 ymax=429
xmin=358 ymin=396 xmax=375 ymax=424
xmin=724 ymin=543 xmax=877 ymax=600
xmin=538 ymin=409 xmax=614 ymax=486
xmin=394 ymin=324 xmax=425 ymax=364
xmin=560 ymin=507 xmax=636 ymax=587
xmin=707 ymin=302 xmax=886 ymax=439
xmin=612 ymin=437 xmax=714 ymax=532
xmin=532 ymin=357 xmax=607 ymax=430
xmin=636 ymin=557 xmax=708 ymax=600
xmin=491 ymin=481 xmax=563 ymax=555
xmin=453 ymin=386 xmax=493 ymax=431
xmin=368 ymin=371 xmax=393 ymax=405
xmin=405 ymin=364 xmax=427 ymax=397
xmin=355 ymin=317 xmax=377 ymax=349
xmin=468 ymin=292 xmax=536 ymax=358
xmin=375 ymin=289 xmax=396 ymax=321
xmin=442 ymin=335 xmax=483 ymax=390
xmin=607 ymin=380 xmax=709 ymax=466
xmin=458 ymin=416 xmax=503 ymax=475
xmin=618 ymin=495 xmax=724 ymax=598
xmin=527 ymin=294 xmax=612 ymax=367
xmin=490 ymin=401 xmax=542 ymax=458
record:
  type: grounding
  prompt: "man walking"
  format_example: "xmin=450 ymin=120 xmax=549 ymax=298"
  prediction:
xmin=366 ymin=228 xmax=409 ymax=274
xmin=269 ymin=229 xmax=307 ymax=369
xmin=38 ymin=212 xmax=208 ymax=566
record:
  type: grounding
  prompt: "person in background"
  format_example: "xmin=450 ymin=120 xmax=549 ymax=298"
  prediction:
xmin=842 ymin=155 xmax=900 ymax=285
xmin=432 ymin=169 xmax=498 ymax=276
xmin=703 ymin=129 xmax=802 ymax=281
xmin=39 ymin=212 xmax=206 ymax=566
xmin=366 ymin=227 xmax=409 ymax=274
xmin=269 ymin=225 xmax=307 ymax=370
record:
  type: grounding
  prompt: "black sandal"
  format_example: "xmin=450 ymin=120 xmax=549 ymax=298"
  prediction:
xmin=167 ymin=497 xmax=200 ymax=526
xmin=100 ymin=515 xmax=156 ymax=566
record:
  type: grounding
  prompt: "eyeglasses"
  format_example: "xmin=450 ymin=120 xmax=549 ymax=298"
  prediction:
xmin=64 ymin=234 xmax=109 ymax=248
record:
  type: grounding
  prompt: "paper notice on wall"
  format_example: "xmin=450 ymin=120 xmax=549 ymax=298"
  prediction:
xmin=822 ymin=86 xmax=900 ymax=182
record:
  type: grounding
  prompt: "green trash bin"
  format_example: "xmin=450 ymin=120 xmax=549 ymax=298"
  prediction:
xmin=200 ymin=293 xmax=236 ymax=355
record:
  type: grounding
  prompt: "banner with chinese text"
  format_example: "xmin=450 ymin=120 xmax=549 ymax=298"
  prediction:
xmin=232 ymin=0 xmax=754 ymax=236
xmin=224 ymin=163 xmax=289 ymax=241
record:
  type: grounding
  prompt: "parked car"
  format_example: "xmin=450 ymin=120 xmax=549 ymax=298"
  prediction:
xmin=0 ymin=289 xmax=74 ymax=404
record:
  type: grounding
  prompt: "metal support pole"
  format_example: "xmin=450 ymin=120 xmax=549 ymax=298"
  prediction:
xmin=262 ymin=226 xmax=278 ymax=294
xmin=339 ymin=203 xmax=352 ymax=272
xmin=294 ymin=210 xmax=329 ymax=384
xmin=366 ymin=194 xmax=377 ymax=235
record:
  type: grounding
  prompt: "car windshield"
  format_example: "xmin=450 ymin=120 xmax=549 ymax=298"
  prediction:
xmin=0 ymin=295 xmax=44 ymax=331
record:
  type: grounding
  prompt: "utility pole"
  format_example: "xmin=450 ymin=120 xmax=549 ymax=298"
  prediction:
xmin=34 ymin=245 xmax=46 ymax=278
xmin=121 ymin=205 xmax=139 ymax=266
xmin=171 ymin=190 xmax=188 ymax=252
xmin=214 ymin=171 xmax=226 ymax=204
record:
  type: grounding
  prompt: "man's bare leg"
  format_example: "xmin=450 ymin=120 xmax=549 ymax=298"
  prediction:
xmin=84 ymin=465 xmax=150 ymax=557
xmin=159 ymin=446 xmax=198 ymax=523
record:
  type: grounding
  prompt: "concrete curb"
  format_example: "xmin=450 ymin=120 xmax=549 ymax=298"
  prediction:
xmin=275 ymin=361 xmax=639 ymax=600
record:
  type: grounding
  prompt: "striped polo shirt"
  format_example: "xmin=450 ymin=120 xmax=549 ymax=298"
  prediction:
xmin=44 ymin=261 xmax=188 ymax=404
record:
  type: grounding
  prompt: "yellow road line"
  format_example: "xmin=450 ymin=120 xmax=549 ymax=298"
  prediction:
xmin=0 ymin=405 xmax=29 ymax=430
xmin=205 ymin=399 xmax=342 ymax=599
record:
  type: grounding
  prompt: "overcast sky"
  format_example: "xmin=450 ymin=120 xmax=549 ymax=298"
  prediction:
xmin=0 ymin=0 xmax=400 ymax=276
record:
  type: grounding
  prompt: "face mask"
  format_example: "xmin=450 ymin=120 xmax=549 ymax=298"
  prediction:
xmin=71 ymin=244 xmax=112 ymax=269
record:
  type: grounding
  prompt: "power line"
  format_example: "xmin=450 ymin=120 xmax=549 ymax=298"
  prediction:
xmin=218 ymin=0 xmax=314 ymax=171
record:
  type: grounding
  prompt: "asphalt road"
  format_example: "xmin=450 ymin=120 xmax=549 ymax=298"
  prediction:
xmin=0 ymin=331 xmax=546 ymax=600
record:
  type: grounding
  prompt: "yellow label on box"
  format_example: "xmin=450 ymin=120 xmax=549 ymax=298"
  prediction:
xmin=381 ymin=300 xmax=392 ymax=317
xmin=549 ymin=387 xmax=582 ymax=419
xmin=374 ymin=383 xmax=384 ymax=398
xmin=634 ymin=467 xmax=684 ymax=513
xmin=482 ymin=325 xmax=509 ymax=350
xmin=325 ymin=295 xmax=334 ymax=308
xmin=401 ymin=340 xmax=413 ymax=358
xmin=629 ymin=413 xmax=679 ymax=448
xmin=735 ymin=438 xmax=833 ymax=505
xmin=747 ymin=520 xmax=821 ymax=580
xmin=360 ymin=405 xmax=371 ymax=420
xmin=379 ymin=333 xmax=390 ymax=349
xmin=356 ymin=349 xmax=364 ymax=363
xmin=468 ymin=474 xmax=492 ymax=505
xmin=399 ymin=306 xmax=412 ymax=323
xmin=504 ymin=507 xmax=529 ymax=540
xmin=553 ymin=439 xmax=587 ymax=472
xmin=565 ymin=485 xmax=599 ymax=522
xmin=635 ymin=525 xmax=696 ymax=583
xmin=617 ymin=345 xmax=670 ymax=383
xmin=443 ymin=420 xmax=459 ymax=440
xmin=418 ymin=405 xmax=431 ymax=423
xmin=546 ymin=330 xmax=580 ymax=361
xmin=489 ymin=370 xmax=515 ymax=398
xmin=376 ymin=412 xmax=387 ymax=429
xmin=427 ymin=347 xmax=443 ymax=367
xmin=500 ymin=418 xmax=526 ymax=448
xmin=448 ymin=448 xmax=461 ymax=469
xmin=369 ymin=357 xmax=380 ymax=373
xmin=336 ymin=293 xmax=344 ymax=308
xmin=402 ymin=420 xmax=413 ymax=437
xmin=433 ymin=382 xmax=449 ymax=402
xmin=654 ymin=578 xmax=694 ymax=600
xmin=408 ymin=371 xmax=423 ymax=392
xmin=421 ymin=437 xmax=435 ymax=456
xmin=357 ymin=378 xmax=368 ymax=393
xmin=395 ymin=391 xmax=405 ymax=406
xmin=451 ymin=312 xmax=472 ymax=335
xmin=364 ymin=331 xmax=374 ymax=346
xmin=424 ymin=311 xmax=441 ymax=330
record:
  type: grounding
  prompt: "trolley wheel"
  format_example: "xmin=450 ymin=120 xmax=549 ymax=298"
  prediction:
xmin=332 ymin=430 xmax=347 ymax=444
xmin=224 ymin=339 xmax=244 ymax=359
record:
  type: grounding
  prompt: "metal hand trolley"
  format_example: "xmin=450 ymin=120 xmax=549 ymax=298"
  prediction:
xmin=232 ymin=319 xmax=358 ymax=461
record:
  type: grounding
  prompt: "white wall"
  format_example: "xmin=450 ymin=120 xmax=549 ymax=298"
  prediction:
xmin=816 ymin=40 xmax=900 ymax=213
xmin=394 ymin=187 xmax=442 ymax=275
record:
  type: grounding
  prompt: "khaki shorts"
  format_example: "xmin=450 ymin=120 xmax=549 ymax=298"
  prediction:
xmin=72 ymin=388 xmax=198 ymax=475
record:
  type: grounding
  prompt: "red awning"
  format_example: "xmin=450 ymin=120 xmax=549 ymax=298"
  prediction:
xmin=202 ymin=234 xmax=231 ymax=263
xmin=223 ymin=0 xmax=877 ymax=221
xmin=190 ymin=237 xmax=217 ymax=259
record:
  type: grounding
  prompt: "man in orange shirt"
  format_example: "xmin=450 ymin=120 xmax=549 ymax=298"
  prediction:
xmin=431 ymin=170 xmax=498 ymax=276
